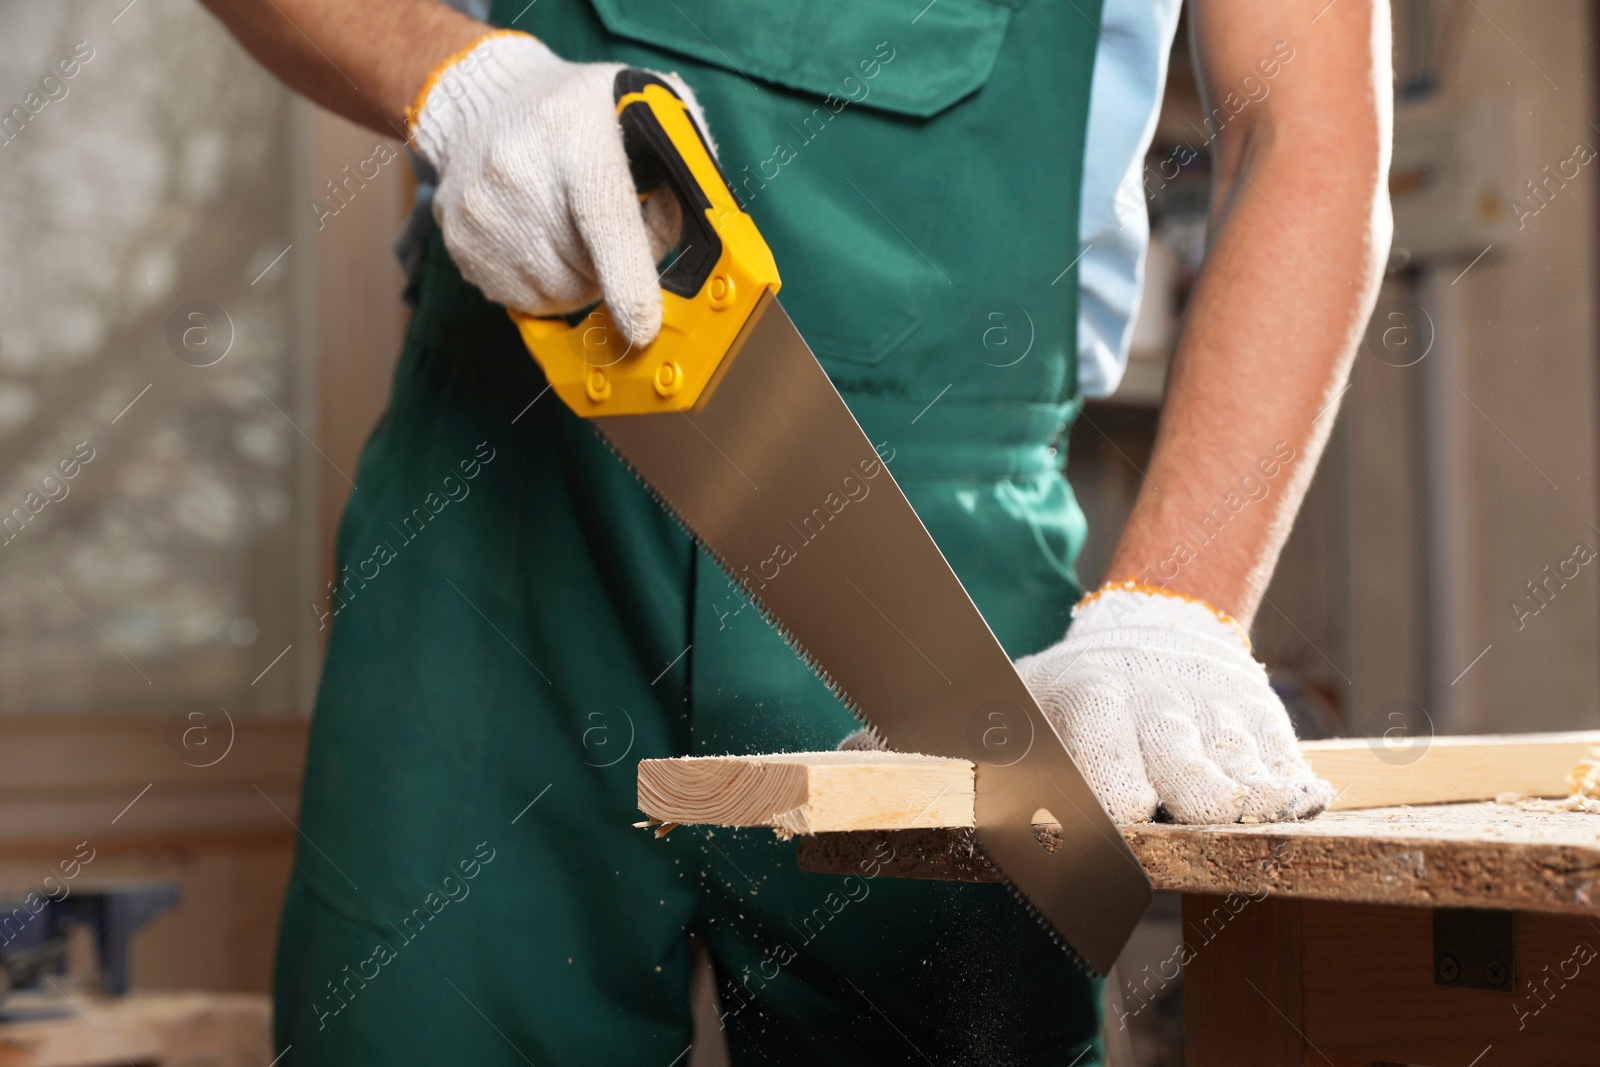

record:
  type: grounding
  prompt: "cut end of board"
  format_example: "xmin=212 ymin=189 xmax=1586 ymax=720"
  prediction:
xmin=636 ymin=751 xmax=975 ymax=835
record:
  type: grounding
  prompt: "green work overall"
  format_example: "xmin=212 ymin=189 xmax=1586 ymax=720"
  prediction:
xmin=274 ymin=1 xmax=1109 ymax=1062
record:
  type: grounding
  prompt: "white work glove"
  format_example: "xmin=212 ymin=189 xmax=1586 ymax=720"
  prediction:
xmin=410 ymin=32 xmax=708 ymax=345
xmin=843 ymin=583 xmax=1334 ymax=825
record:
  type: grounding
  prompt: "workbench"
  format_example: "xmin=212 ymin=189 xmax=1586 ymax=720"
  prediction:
xmin=0 ymin=992 xmax=270 ymax=1067
xmin=798 ymin=801 xmax=1600 ymax=1065
xmin=639 ymin=743 xmax=1600 ymax=1065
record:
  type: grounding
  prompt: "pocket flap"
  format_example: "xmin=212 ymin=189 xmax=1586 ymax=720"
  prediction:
xmin=588 ymin=0 xmax=1010 ymax=118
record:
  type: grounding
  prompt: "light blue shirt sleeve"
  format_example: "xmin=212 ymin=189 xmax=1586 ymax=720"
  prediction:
xmin=1076 ymin=0 xmax=1184 ymax=398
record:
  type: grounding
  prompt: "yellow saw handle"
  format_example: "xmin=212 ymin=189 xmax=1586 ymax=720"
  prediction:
xmin=509 ymin=70 xmax=781 ymax=416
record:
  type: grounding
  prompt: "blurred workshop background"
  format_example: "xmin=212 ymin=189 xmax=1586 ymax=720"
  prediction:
xmin=0 ymin=0 xmax=1594 ymax=1063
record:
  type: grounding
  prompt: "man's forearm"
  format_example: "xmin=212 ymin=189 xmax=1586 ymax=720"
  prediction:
xmin=197 ymin=0 xmax=487 ymax=136
xmin=1103 ymin=0 xmax=1393 ymax=628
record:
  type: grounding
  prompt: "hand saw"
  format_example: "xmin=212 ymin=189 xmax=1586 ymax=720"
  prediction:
xmin=509 ymin=70 xmax=1151 ymax=973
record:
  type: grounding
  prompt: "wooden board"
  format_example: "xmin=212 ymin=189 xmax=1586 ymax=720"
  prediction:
xmin=0 ymin=992 xmax=270 ymax=1067
xmin=637 ymin=751 xmax=973 ymax=835
xmin=1302 ymin=730 xmax=1600 ymax=810
xmin=796 ymin=801 xmax=1600 ymax=915
xmin=637 ymin=734 xmax=1600 ymax=838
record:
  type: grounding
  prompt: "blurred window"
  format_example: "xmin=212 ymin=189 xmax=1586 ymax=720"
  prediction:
xmin=0 ymin=1 xmax=311 ymax=716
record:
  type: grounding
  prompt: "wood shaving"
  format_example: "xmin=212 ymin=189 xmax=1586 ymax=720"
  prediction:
xmin=1569 ymin=746 xmax=1600 ymax=799
xmin=1495 ymin=791 xmax=1600 ymax=815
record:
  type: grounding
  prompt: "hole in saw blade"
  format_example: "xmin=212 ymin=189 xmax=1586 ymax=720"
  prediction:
xmin=1029 ymin=808 xmax=1063 ymax=853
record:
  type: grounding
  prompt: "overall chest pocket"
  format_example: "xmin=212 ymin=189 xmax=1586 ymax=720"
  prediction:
xmin=587 ymin=0 xmax=1013 ymax=369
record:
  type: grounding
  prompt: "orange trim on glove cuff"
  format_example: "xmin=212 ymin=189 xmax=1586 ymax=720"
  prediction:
xmin=405 ymin=29 xmax=535 ymax=133
xmin=1079 ymin=578 xmax=1253 ymax=652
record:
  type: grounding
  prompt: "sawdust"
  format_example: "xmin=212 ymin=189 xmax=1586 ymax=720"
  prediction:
xmin=1487 ymin=745 xmax=1600 ymax=814
xmin=1494 ymin=791 xmax=1600 ymax=815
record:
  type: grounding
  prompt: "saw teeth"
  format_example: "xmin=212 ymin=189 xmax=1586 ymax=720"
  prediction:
xmin=960 ymin=832 xmax=1097 ymax=977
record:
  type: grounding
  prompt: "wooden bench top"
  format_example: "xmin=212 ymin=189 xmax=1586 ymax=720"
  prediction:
xmin=795 ymin=800 xmax=1600 ymax=915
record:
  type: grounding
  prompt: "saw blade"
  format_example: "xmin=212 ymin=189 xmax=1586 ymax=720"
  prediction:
xmin=597 ymin=292 xmax=1151 ymax=972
